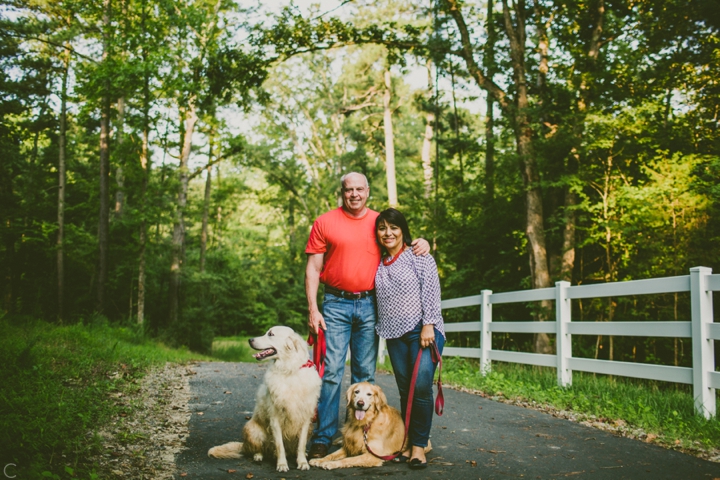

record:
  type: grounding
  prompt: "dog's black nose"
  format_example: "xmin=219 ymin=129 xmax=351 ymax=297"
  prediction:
xmin=357 ymin=399 xmax=364 ymax=406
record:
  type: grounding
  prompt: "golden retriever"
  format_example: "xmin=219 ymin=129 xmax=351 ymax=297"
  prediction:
xmin=208 ymin=326 xmax=322 ymax=472
xmin=310 ymin=382 xmax=422 ymax=469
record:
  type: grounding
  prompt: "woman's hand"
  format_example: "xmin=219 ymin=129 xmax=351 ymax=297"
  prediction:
xmin=420 ymin=324 xmax=435 ymax=348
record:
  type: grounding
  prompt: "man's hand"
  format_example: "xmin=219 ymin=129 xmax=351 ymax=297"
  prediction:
xmin=420 ymin=324 xmax=435 ymax=348
xmin=411 ymin=237 xmax=431 ymax=256
xmin=308 ymin=309 xmax=327 ymax=335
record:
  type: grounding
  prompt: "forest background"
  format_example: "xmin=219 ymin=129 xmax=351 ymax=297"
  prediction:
xmin=1 ymin=0 xmax=719 ymax=369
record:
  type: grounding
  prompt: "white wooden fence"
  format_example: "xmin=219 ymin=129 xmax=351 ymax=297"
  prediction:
xmin=436 ymin=266 xmax=719 ymax=419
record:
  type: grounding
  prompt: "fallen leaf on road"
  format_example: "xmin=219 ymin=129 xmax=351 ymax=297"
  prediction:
xmin=246 ymin=473 xmax=254 ymax=479
xmin=227 ymin=469 xmax=236 ymax=473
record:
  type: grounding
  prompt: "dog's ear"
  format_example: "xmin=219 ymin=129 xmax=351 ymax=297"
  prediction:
xmin=285 ymin=332 xmax=306 ymax=354
xmin=346 ymin=383 xmax=359 ymax=406
xmin=373 ymin=385 xmax=388 ymax=410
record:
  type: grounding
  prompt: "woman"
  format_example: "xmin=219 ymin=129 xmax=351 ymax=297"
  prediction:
xmin=374 ymin=208 xmax=445 ymax=470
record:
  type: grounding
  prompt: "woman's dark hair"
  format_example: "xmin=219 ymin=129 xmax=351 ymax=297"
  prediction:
xmin=375 ymin=208 xmax=413 ymax=253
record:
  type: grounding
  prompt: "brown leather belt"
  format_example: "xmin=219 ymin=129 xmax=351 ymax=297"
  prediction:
xmin=324 ymin=285 xmax=375 ymax=300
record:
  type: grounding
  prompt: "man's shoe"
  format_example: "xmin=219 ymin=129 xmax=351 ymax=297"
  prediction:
xmin=309 ymin=443 xmax=329 ymax=459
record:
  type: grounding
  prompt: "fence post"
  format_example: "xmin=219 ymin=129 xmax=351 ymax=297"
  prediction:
xmin=691 ymin=266 xmax=715 ymax=419
xmin=556 ymin=281 xmax=572 ymax=387
xmin=480 ymin=289 xmax=493 ymax=375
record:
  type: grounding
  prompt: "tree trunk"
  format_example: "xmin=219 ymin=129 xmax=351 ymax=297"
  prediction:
xmin=485 ymin=0 xmax=496 ymax=201
xmin=422 ymin=113 xmax=435 ymax=199
xmin=383 ymin=68 xmax=397 ymax=207
xmin=200 ymin=142 xmax=213 ymax=273
xmin=57 ymin=47 xmax=70 ymax=321
xmin=502 ymin=0 xmax=552 ymax=352
xmin=96 ymin=0 xmax=112 ymax=315
xmin=421 ymin=61 xmax=435 ymax=199
xmin=533 ymin=0 xmax=549 ymax=91
xmin=114 ymin=97 xmax=125 ymax=218
xmin=168 ymin=101 xmax=198 ymax=325
xmin=137 ymin=0 xmax=150 ymax=326
xmin=449 ymin=62 xmax=464 ymax=193
xmin=137 ymin=102 xmax=149 ymax=326
xmin=560 ymin=178 xmax=577 ymax=282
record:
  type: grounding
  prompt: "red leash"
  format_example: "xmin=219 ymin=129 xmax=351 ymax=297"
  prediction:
xmin=307 ymin=329 xmax=326 ymax=378
xmin=307 ymin=330 xmax=326 ymax=424
xmin=365 ymin=342 xmax=443 ymax=461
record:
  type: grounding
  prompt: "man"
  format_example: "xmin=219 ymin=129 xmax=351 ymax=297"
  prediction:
xmin=305 ymin=172 xmax=430 ymax=458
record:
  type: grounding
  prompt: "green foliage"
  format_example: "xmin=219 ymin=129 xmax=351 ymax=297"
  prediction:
xmin=444 ymin=358 xmax=720 ymax=449
xmin=0 ymin=317 xmax=207 ymax=479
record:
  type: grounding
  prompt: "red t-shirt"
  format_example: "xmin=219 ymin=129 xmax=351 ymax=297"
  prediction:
xmin=305 ymin=207 xmax=381 ymax=292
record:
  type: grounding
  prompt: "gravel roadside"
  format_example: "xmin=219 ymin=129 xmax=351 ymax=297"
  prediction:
xmin=87 ymin=362 xmax=196 ymax=479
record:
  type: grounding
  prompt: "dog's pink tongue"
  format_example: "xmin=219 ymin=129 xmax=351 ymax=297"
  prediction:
xmin=355 ymin=410 xmax=366 ymax=421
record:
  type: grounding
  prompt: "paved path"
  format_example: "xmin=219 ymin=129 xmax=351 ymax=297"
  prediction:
xmin=175 ymin=362 xmax=720 ymax=479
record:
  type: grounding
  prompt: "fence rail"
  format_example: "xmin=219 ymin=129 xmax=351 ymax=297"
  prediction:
xmin=437 ymin=266 xmax=719 ymax=419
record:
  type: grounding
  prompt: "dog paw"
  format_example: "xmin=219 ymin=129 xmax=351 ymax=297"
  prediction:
xmin=297 ymin=460 xmax=310 ymax=471
xmin=276 ymin=462 xmax=290 ymax=472
xmin=309 ymin=459 xmax=323 ymax=467
xmin=320 ymin=461 xmax=340 ymax=470
xmin=253 ymin=453 xmax=263 ymax=463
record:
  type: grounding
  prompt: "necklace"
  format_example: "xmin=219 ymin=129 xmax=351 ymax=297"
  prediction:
xmin=382 ymin=244 xmax=406 ymax=266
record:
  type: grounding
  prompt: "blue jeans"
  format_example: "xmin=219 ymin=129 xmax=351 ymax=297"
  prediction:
xmin=312 ymin=293 xmax=379 ymax=446
xmin=386 ymin=322 xmax=445 ymax=448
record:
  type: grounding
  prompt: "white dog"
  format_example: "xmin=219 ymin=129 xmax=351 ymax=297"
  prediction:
xmin=208 ymin=326 xmax=322 ymax=472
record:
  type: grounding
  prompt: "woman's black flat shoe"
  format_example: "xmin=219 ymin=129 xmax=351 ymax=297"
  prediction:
xmin=409 ymin=458 xmax=428 ymax=469
xmin=391 ymin=454 xmax=410 ymax=464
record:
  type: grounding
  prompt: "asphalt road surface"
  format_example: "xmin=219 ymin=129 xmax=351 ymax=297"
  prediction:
xmin=175 ymin=361 xmax=720 ymax=479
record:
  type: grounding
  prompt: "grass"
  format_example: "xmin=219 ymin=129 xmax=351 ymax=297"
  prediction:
xmin=0 ymin=316 xmax=210 ymax=479
xmin=211 ymin=335 xmax=256 ymax=362
xmin=442 ymin=357 xmax=720 ymax=455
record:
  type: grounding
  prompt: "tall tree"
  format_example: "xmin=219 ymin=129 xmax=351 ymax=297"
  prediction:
xmin=57 ymin=45 xmax=70 ymax=321
xmin=446 ymin=0 xmax=553 ymax=351
xmin=200 ymin=138 xmax=213 ymax=274
xmin=421 ymin=61 xmax=435 ymax=199
xmin=136 ymin=0 xmax=153 ymax=326
xmin=484 ymin=0 xmax=497 ymax=201
xmin=383 ymin=67 xmax=398 ymax=207
xmin=96 ymin=0 xmax=113 ymax=314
